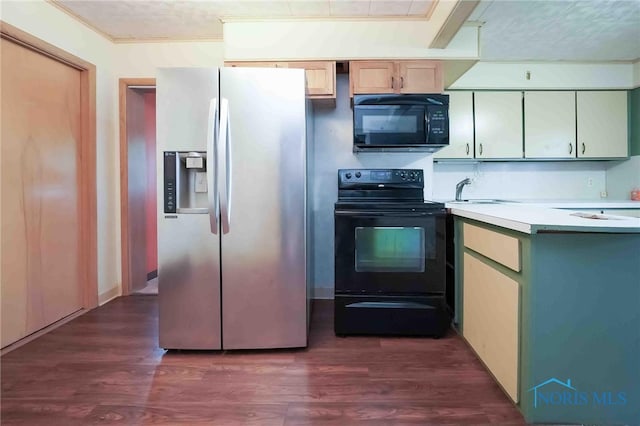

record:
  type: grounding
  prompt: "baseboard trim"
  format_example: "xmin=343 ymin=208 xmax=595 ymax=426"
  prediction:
xmin=98 ymin=286 xmax=121 ymax=306
xmin=312 ymin=288 xmax=334 ymax=299
xmin=1 ymin=308 xmax=87 ymax=355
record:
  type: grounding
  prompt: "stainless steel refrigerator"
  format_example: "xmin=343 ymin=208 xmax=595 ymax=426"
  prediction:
xmin=156 ymin=67 xmax=309 ymax=350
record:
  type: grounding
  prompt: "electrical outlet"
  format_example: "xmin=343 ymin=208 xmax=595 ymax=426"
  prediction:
xmin=600 ymin=191 xmax=608 ymax=198
xmin=587 ymin=178 xmax=593 ymax=187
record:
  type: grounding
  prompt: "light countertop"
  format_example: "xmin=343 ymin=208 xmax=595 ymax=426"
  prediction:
xmin=445 ymin=201 xmax=640 ymax=234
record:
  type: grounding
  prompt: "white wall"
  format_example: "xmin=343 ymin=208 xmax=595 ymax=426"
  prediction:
xmin=606 ymin=157 xmax=640 ymax=200
xmin=1 ymin=0 xmax=119 ymax=300
xmin=113 ymin=41 xmax=224 ymax=77
xmin=224 ymin=20 xmax=479 ymax=61
xmin=432 ymin=162 xmax=608 ymax=201
xmin=449 ymin=62 xmax=636 ymax=89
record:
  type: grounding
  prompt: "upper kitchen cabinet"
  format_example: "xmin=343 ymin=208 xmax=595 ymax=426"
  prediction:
xmin=524 ymin=91 xmax=576 ymax=159
xmin=397 ymin=61 xmax=443 ymax=94
xmin=225 ymin=61 xmax=336 ymax=99
xmin=474 ymin=92 xmax=523 ymax=159
xmin=350 ymin=60 xmax=443 ymax=96
xmin=286 ymin=61 xmax=336 ymax=99
xmin=433 ymin=91 xmax=474 ymax=159
xmin=576 ymin=91 xmax=628 ymax=158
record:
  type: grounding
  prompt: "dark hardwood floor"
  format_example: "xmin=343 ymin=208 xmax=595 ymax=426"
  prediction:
xmin=1 ymin=297 xmax=525 ymax=425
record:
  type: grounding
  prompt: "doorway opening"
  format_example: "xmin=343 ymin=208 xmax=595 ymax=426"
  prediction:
xmin=119 ymin=79 xmax=157 ymax=295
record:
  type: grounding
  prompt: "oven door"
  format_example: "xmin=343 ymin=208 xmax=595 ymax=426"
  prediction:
xmin=334 ymin=209 xmax=446 ymax=295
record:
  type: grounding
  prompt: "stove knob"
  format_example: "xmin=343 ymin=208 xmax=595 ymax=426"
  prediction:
xmin=345 ymin=173 xmax=352 ymax=179
xmin=355 ymin=172 xmax=361 ymax=178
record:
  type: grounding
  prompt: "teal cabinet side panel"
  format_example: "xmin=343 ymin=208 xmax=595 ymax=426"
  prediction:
xmin=630 ymin=88 xmax=640 ymax=156
xmin=521 ymin=233 xmax=640 ymax=425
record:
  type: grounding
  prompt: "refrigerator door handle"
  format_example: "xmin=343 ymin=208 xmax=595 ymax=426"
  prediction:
xmin=206 ymin=98 xmax=219 ymax=234
xmin=219 ymin=98 xmax=232 ymax=234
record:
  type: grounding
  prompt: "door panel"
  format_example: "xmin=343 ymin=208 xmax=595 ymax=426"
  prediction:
xmin=1 ymin=38 xmax=82 ymax=348
xmin=577 ymin=91 xmax=628 ymax=158
xmin=156 ymin=68 xmax=218 ymax=152
xmin=126 ymin=88 xmax=149 ymax=293
xmin=157 ymin=214 xmax=221 ymax=350
xmin=220 ymin=67 xmax=307 ymax=349
xmin=156 ymin=68 xmax=221 ymax=350
xmin=524 ymin=91 xmax=576 ymax=158
xmin=474 ymin=92 xmax=523 ymax=159
xmin=350 ymin=61 xmax=396 ymax=95
xmin=398 ymin=61 xmax=443 ymax=94
xmin=334 ymin=212 xmax=446 ymax=295
xmin=434 ymin=92 xmax=474 ymax=159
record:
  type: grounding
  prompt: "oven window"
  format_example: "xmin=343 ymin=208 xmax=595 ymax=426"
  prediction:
xmin=355 ymin=227 xmax=426 ymax=272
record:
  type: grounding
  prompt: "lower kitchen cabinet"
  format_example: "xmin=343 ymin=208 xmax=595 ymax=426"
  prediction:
xmin=463 ymin=252 xmax=520 ymax=402
xmin=455 ymin=217 xmax=640 ymax=425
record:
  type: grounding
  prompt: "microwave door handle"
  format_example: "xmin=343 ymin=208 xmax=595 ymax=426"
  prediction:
xmin=426 ymin=111 xmax=430 ymax=143
xmin=206 ymin=98 xmax=219 ymax=235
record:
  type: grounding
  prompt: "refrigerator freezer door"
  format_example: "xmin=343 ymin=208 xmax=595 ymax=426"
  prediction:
xmin=157 ymin=68 xmax=222 ymax=349
xmin=219 ymin=67 xmax=307 ymax=349
xmin=158 ymin=214 xmax=221 ymax=349
xmin=157 ymin=68 xmax=218 ymax=152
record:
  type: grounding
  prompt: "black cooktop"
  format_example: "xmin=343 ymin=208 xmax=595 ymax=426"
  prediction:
xmin=335 ymin=168 xmax=444 ymax=211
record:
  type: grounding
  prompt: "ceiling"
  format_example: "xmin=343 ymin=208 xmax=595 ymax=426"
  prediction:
xmin=52 ymin=0 xmax=640 ymax=62
xmin=469 ymin=0 xmax=640 ymax=61
xmin=53 ymin=0 xmax=437 ymax=41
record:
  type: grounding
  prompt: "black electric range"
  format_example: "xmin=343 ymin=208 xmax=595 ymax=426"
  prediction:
xmin=334 ymin=169 xmax=450 ymax=337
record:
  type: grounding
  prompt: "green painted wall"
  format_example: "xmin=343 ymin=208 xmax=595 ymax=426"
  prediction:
xmin=630 ymin=88 xmax=640 ymax=156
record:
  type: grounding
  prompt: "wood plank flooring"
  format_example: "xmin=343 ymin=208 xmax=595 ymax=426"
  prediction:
xmin=1 ymin=297 xmax=525 ymax=425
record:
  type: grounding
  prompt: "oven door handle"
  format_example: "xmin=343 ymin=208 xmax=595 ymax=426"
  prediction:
xmin=335 ymin=210 xmax=444 ymax=217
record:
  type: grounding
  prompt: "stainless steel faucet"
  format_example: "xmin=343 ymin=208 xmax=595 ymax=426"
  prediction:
xmin=455 ymin=178 xmax=472 ymax=201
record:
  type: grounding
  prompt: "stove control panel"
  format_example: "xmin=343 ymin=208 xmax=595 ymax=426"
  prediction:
xmin=339 ymin=169 xmax=423 ymax=186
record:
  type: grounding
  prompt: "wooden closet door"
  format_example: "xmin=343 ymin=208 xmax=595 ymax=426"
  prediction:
xmin=1 ymin=38 xmax=83 ymax=348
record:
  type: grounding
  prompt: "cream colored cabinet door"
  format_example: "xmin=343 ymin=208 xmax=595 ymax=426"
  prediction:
xmin=287 ymin=61 xmax=336 ymax=98
xmin=524 ymin=91 xmax=576 ymax=158
xmin=463 ymin=253 xmax=520 ymax=402
xmin=350 ymin=61 xmax=396 ymax=95
xmin=434 ymin=92 xmax=474 ymax=159
xmin=474 ymin=92 xmax=523 ymax=159
xmin=398 ymin=61 xmax=443 ymax=94
xmin=577 ymin=91 xmax=628 ymax=158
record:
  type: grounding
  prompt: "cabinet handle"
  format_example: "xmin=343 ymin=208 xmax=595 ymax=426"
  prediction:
xmin=466 ymin=143 xmax=470 ymax=155
xmin=391 ymin=76 xmax=395 ymax=89
xmin=581 ymin=142 xmax=586 ymax=155
xmin=400 ymin=76 xmax=404 ymax=88
xmin=569 ymin=143 xmax=573 ymax=154
xmin=479 ymin=143 xmax=483 ymax=156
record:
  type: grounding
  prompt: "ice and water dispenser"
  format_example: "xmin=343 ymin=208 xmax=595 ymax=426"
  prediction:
xmin=163 ymin=152 xmax=208 ymax=214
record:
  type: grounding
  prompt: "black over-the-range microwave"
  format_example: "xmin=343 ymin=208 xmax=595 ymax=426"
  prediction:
xmin=353 ymin=94 xmax=449 ymax=152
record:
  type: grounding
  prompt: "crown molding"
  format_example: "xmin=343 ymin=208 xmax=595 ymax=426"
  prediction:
xmin=47 ymin=0 xmax=115 ymax=42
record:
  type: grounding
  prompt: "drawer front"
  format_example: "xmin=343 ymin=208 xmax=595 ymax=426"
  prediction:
xmin=463 ymin=223 xmax=521 ymax=272
xmin=463 ymin=253 xmax=519 ymax=402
